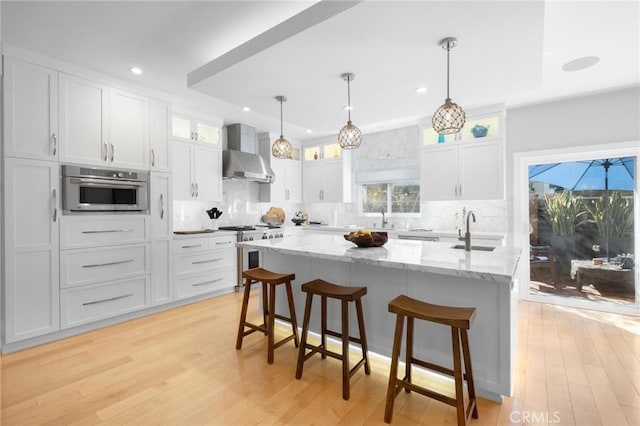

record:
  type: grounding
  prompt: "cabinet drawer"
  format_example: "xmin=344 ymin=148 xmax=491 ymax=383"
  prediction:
xmin=209 ymin=235 xmax=236 ymax=249
xmin=61 ymin=244 xmax=150 ymax=288
xmin=175 ymin=268 xmax=234 ymax=299
xmin=60 ymin=276 xmax=149 ymax=328
xmin=174 ymin=237 xmax=210 ymax=254
xmin=175 ymin=249 xmax=234 ymax=276
xmin=61 ymin=215 xmax=149 ymax=248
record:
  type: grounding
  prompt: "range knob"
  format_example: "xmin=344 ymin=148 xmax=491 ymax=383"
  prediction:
xmin=249 ymin=236 xmax=254 ymax=241
xmin=278 ymin=233 xmax=283 ymax=238
xmin=268 ymin=234 xmax=274 ymax=239
xmin=262 ymin=234 xmax=268 ymax=240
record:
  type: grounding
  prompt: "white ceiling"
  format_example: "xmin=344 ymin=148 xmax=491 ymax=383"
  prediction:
xmin=3 ymin=1 xmax=639 ymax=141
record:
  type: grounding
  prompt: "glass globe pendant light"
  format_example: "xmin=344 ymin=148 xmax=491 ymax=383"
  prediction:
xmin=272 ymin=95 xmax=292 ymax=159
xmin=337 ymin=73 xmax=362 ymax=149
xmin=432 ymin=37 xmax=466 ymax=135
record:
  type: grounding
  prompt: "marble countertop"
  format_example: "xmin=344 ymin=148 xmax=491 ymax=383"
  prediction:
xmin=302 ymin=225 xmax=505 ymax=241
xmin=238 ymin=233 xmax=521 ymax=284
xmin=173 ymin=230 xmax=237 ymax=239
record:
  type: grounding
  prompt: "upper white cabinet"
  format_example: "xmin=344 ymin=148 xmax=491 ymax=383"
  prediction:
xmin=59 ymin=73 xmax=150 ymax=169
xmin=149 ymin=100 xmax=171 ymax=171
xmin=420 ymin=107 xmax=505 ymax=201
xmin=172 ymin=114 xmax=220 ymax=145
xmin=172 ymin=140 xmax=222 ymax=202
xmin=3 ymin=57 xmax=59 ymax=161
xmin=4 ymin=158 xmax=60 ymax=343
xmin=258 ymin=133 xmax=302 ymax=204
xmin=303 ymin=159 xmax=350 ymax=203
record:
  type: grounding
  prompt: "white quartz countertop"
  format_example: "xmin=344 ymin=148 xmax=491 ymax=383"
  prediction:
xmin=302 ymin=225 xmax=505 ymax=240
xmin=238 ymin=233 xmax=521 ymax=284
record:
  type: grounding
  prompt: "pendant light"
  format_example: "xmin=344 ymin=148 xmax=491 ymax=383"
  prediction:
xmin=337 ymin=73 xmax=362 ymax=149
xmin=272 ymin=95 xmax=292 ymax=159
xmin=432 ymin=37 xmax=466 ymax=135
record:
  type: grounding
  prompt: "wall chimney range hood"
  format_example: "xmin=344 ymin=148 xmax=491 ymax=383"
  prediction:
xmin=223 ymin=123 xmax=275 ymax=183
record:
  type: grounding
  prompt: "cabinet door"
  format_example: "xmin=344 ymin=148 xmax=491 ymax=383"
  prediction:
xmin=3 ymin=58 xmax=58 ymax=161
xmin=420 ymin=146 xmax=459 ymax=201
xmin=321 ymin=161 xmax=344 ymax=202
xmin=459 ymin=141 xmax=503 ymax=200
xmin=269 ymin=159 xmax=287 ymax=203
xmin=4 ymin=159 xmax=60 ymax=343
xmin=303 ymin=162 xmax=323 ymax=203
xmin=285 ymin=161 xmax=302 ymax=203
xmin=150 ymin=100 xmax=171 ymax=171
xmin=195 ymin=121 xmax=220 ymax=145
xmin=150 ymin=172 xmax=173 ymax=305
xmin=193 ymin=146 xmax=221 ymax=202
xmin=109 ymin=88 xmax=149 ymax=169
xmin=151 ymin=173 xmax=172 ymax=239
xmin=59 ymin=73 xmax=108 ymax=166
xmin=171 ymin=114 xmax=193 ymax=143
xmin=172 ymin=141 xmax=193 ymax=201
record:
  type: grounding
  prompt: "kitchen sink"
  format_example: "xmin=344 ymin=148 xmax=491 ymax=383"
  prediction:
xmin=451 ymin=244 xmax=496 ymax=252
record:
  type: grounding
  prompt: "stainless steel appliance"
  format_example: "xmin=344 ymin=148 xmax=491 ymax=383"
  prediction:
xmin=62 ymin=165 xmax=149 ymax=213
xmin=222 ymin=123 xmax=275 ymax=183
xmin=219 ymin=225 xmax=286 ymax=289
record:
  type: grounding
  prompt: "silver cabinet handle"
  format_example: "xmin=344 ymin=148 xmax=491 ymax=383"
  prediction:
xmin=192 ymin=258 xmax=223 ymax=265
xmin=195 ymin=183 xmax=199 ymax=197
xmin=151 ymin=149 xmax=155 ymax=167
xmin=459 ymin=184 xmax=462 ymax=198
xmin=190 ymin=183 xmax=194 ymax=197
xmin=103 ymin=142 xmax=108 ymax=161
xmin=160 ymin=193 xmax=164 ymax=220
xmin=82 ymin=259 xmax=134 ymax=268
xmin=52 ymin=189 xmax=57 ymax=222
xmin=191 ymin=132 xmax=195 ymax=141
xmin=110 ymin=143 xmax=115 ymax=162
xmin=319 ymin=190 xmax=322 ymax=201
xmin=195 ymin=132 xmax=199 ymax=141
xmin=193 ymin=278 xmax=223 ymax=287
xmin=215 ymin=241 xmax=232 ymax=245
xmin=82 ymin=229 xmax=133 ymax=234
xmin=83 ymin=293 xmax=133 ymax=306
xmin=181 ymin=244 xmax=202 ymax=249
xmin=51 ymin=133 xmax=57 ymax=156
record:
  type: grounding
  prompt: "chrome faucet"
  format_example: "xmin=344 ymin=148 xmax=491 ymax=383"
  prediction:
xmin=381 ymin=208 xmax=389 ymax=228
xmin=458 ymin=210 xmax=476 ymax=251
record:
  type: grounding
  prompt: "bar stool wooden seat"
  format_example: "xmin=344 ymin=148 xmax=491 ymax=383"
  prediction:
xmin=235 ymin=267 xmax=299 ymax=364
xmin=295 ymin=279 xmax=370 ymax=400
xmin=384 ymin=295 xmax=478 ymax=425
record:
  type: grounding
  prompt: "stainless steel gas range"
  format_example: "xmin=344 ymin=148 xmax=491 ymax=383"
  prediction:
xmin=218 ymin=225 xmax=287 ymax=289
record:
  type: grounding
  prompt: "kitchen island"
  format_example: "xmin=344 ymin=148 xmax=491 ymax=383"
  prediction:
xmin=238 ymin=233 xmax=521 ymax=402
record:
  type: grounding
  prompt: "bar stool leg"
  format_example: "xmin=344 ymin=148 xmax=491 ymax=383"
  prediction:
xmin=267 ymin=284 xmax=277 ymax=364
xmin=355 ymin=298 xmax=371 ymax=375
xmin=236 ymin=278 xmax=252 ymax=350
xmin=285 ymin=281 xmax=300 ymax=347
xmin=451 ymin=327 xmax=465 ymax=426
xmin=261 ymin=282 xmax=269 ymax=336
xmin=295 ymin=292 xmax=314 ymax=379
xmin=341 ymin=299 xmax=350 ymax=400
xmin=321 ymin=295 xmax=327 ymax=359
xmin=384 ymin=314 xmax=405 ymax=423
xmin=461 ymin=329 xmax=478 ymax=419
xmin=405 ymin=316 xmax=414 ymax=392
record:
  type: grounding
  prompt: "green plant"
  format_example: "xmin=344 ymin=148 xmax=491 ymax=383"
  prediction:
xmin=584 ymin=191 xmax=634 ymax=239
xmin=543 ymin=192 xmax=586 ymax=236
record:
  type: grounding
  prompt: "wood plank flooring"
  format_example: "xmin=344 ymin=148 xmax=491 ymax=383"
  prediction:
xmin=1 ymin=291 xmax=639 ymax=425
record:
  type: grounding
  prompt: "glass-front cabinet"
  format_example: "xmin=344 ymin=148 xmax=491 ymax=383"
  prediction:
xmin=421 ymin=110 xmax=502 ymax=146
xmin=172 ymin=114 xmax=220 ymax=145
xmin=304 ymin=142 xmax=342 ymax=161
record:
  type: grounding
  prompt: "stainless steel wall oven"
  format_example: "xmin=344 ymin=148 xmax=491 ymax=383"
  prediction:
xmin=62 ymin=165 xmax=149 ymax=213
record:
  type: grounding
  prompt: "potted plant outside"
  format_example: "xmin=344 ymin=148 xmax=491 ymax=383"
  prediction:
xmin=584 ymin=191 xmax=634 ymax=258
xmin=544 ymin=192 xmax=587 ymax=276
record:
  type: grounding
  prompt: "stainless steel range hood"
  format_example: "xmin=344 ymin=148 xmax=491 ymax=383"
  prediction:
xmin=223 ymin=123 xmax=274 ymax=183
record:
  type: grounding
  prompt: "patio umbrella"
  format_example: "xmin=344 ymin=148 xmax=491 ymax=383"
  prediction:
xmin=529 ymin=157 xmax=635 ymax=259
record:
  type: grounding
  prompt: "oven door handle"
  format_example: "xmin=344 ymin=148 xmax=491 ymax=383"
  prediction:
xmin=69 ymin=177 xmax=145 ymax=189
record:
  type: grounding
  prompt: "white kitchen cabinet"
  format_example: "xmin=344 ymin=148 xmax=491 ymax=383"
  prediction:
xmin=150 ymin=172 xmax=174 ymax=305
xmin=109 ymin=88 xmax=149 ymax=170
xmin=303 ymin=160 xmax=350 ymax=203
xmin=149 ymin=100 xmax=171 ymax=172
xmin=59 ymin=73 xmax=108 ymax=167
xmin=3 ymin=57 xmax=59 ymax=161
xmin=172 ymin=114 xmax=220 ymax=145
xmin=174 ymin=234 xmax=236 ymax=300
xmin=4 ymin=158 xmax=60 ymax=343
xmin=420 ymin=106 xmax=505 ymax=201
xmin=59 ymin=73 xmax=150 ymax=169
xmin=172 ymin=141 xmax=221 ymax=202
xmin=60 ymin=215 xmax=149 ymax=249
xmin=260 ymin=158 xmax=302 ymax=203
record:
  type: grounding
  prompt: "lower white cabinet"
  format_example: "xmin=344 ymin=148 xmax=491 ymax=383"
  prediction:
xmin=174 ymin=233 xmax=236 ymax=300
xmin=150 ymin=172 xmax=173 ymax=306
xmin=60 ymin=276 xmax=150 ymax=328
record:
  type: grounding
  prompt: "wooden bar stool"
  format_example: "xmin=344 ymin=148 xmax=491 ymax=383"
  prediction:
xmin=235 ymin=267 xmax=299 ymax=364
xmin=295 ymin=279 xmax=370 ymax=400
xmin=384 ymin=295 xmax=478 ymax=425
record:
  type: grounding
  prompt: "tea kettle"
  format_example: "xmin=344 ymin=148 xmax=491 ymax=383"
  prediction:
xmin=206 ymin=207 xmax=223 ymax=220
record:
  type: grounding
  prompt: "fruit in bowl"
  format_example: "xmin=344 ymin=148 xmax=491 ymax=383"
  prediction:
xmin=344 ymin=230 xmax=388 ymax=247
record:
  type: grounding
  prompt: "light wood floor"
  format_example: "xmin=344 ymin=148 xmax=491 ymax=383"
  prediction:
xmin=1 ymin=291 xmax=639 ymax=425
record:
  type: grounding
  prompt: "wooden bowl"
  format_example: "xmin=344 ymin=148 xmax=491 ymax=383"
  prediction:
xmin=344 ymin=231 xmax=388 ymax=248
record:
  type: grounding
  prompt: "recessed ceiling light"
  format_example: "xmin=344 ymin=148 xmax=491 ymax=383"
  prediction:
xmin=562 ymin=56 xmax=600 ymax=72
xmin=130 ymin=67 xmax=143 ymax=75
xmin=306 ymin=129 xmax=313 ymax=133
xmin=415 ymin=87 xmax=428 ymax=94
xmin=242 ymin=106 xmax=251 ymax=112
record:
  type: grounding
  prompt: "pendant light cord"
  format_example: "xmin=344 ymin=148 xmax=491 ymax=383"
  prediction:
xmin=446 ymin=41 xmax=451 ymax=101
xmin=279 ymin=98 xmax=284 ymax=137
xmin=347 ymin=76 xmax=352 ymax=122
